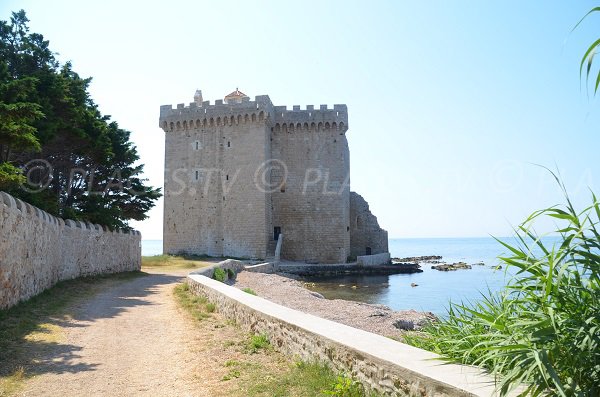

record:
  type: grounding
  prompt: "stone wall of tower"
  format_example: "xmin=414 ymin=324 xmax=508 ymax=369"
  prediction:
xmin=349 ymin=192 xmax=389 ymax=258
xmin=161 ymin=97 xmax=273 ymax=259
xmin=270 ymin=106 xmax=351 ymax=263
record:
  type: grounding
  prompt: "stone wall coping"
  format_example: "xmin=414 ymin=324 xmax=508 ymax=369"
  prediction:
xmin=0 ymin=191 xmax=141 ymax=236
xmin=188 ymin=274 xmax=521 ymax=396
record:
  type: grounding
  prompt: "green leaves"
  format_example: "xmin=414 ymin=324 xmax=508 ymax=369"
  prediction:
xmin=575 ymin=7 xmax=600 ymax=95
xmin=407 ymin=180 xmax=600 ymax=396
xmin=0 ymin=10 xmax=160 ymax=229
xmin=0 ymin=59 xmax=43 ymax=188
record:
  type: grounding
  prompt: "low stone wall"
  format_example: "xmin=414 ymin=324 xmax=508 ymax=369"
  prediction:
xmin=0 ymin=191 xmax=141 ymax=310
xmin=188 ymin=259 xmax=247 ymax=282
xmin=357 ymin=252 xmax=391 ymax=266
xmin=277 ymin=261 xmax=421 ymax=276
xmin=188 ymin=274 xmax=519 ymax=396
xmin=244 ymin=262 xmax=278 ymax=274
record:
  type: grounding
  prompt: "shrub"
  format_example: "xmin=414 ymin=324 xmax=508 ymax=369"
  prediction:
xmin=213 ymin=267 xmax=227 ymax=282
xmin=227 ymin=268 xmax=235 ymax=279
xmin=246 ymin=334 xmax=270 ymax=354
xmin=242 ymin=288 xmax=257 ymax=295
xmin=323 ymin=374 xmax=365 ymax=396
xmin=408 ymin=182 xmax=600 ymax=396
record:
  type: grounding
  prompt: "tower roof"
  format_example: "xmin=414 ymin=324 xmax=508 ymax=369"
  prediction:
xmin=224 ymin=88 xmax=248 ymax=100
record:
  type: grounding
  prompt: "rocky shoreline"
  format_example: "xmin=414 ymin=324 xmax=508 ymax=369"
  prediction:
xmin=392 ymin=255 xmax=488 ymax=271
xmin=233 ymin=272 xmax=436 ymax=338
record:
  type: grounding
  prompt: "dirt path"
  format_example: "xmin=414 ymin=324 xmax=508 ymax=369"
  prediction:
xmin=18 ymin=270 xmax=210 ymax=397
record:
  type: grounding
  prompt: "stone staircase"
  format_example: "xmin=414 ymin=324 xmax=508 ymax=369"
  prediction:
xmin=264 ymin=235 xmax=283 ymax=262
xmin=265 ymin=240 xmax=277 ymax=261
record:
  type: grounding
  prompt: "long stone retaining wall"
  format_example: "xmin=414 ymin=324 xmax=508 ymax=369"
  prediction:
xmin=0 ymin=191 xmax=141 ymax=309
xmin=188 ymin=272 xmax=520 ymax=396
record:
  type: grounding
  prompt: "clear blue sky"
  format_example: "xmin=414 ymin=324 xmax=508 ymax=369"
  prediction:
xmin=2 ymin=1 xmax=600 ymax=239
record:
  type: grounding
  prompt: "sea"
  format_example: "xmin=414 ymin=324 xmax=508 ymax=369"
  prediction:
xmin=141 ymin=237 xmax=559 ymax=316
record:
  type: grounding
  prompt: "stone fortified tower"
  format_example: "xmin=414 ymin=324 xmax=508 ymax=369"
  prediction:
xmin=159 ymin=90 xmax=388 ymax=263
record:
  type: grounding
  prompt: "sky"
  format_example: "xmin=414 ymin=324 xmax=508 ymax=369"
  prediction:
xmin=2 ymin=1 xmax=600 ymax=239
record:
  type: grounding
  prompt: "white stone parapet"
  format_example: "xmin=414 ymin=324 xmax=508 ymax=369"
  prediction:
xmin=187 ymin=273 xmax=523 ymax=396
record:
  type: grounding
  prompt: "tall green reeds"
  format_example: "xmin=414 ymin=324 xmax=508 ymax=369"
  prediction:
xmin=407 ymin=178 xmax=600 ymax=396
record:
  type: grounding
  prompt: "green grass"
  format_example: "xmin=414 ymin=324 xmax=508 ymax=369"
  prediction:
xmin=173 ymin=283 xmax=214 ymax=321
xmin=242 ymin=288 xmax=257 ymax=296
xmin=174 ymin=281 xmax=381 ymax=397
xmin=245 ymin=334 xmax=271 ymax=354
xmin=142 ymin=254 xmax=217 ymax=270
xmin=0 ymin=271 xmax=143 ymax=395
xmin=245 ymin=361 xmax=372 ymax=397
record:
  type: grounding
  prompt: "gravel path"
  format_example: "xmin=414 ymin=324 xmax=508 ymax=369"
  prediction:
xmin=19 ymin=270 xmax=208 ymax=397
xmin=234 ymin=272 xmax=436 ymax=338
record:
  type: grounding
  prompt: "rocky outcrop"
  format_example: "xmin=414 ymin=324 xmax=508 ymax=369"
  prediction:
xmin=431 ymin=262 xmax=472 ymax=271
xmin=350 ymin=192 xmax=388 ymax=258
xmin=392 ymin=255 xmax=443 ymax=264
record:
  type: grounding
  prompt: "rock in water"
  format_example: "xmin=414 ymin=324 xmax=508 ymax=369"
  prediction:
xmin=431 ymin=262 xmax=472 ymax=271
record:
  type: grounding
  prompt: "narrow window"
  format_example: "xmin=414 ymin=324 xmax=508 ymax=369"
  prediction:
xmin=195 ymin=141 xmax=199 ymax=150
xmin=273 ymin=227 xmax=281 ymax=241
xmin=227 ymin=141 xmax=231 ymax=147
xmin=366 ymin=247 xmax=372 ymax=255
xmin=195 ymin=170 xmax=199 ymax=180
xmin=226 ymin=174 xmax=229 ymax=181
xmin=347 ymin=226 xmax=350 ymax=231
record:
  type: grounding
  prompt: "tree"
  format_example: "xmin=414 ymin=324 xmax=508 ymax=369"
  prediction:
xmin=0 ymin=10 xmax=160 ymax=228
xmin=0 ymin=59 xmax=43 ymax=189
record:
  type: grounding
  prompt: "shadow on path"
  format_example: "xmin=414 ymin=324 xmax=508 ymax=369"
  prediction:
xmin=0 ymin=272 xmax=183 ymax=380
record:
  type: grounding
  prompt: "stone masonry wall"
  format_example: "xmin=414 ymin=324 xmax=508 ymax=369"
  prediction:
xmin=0 ymin=191 xmax=141 ymax=310
xmin=350 ymin=191 xmax=389 ymax=258
xmin=271 ymin=115 xmax=350 ymax=263
xmin=162 ymin=97 xmax=272 ymax=258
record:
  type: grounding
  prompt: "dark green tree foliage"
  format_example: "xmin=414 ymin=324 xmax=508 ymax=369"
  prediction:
xmin=0 ymin=10 xmax=160 ymax=229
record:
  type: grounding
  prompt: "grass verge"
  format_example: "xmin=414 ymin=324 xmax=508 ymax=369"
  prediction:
xmin=142 ymin=254 xmax=218 ymax=271
xmin=174 ymin=281 xmax=380 ymax=396
xmin=0 ymin=271 xmax=144 ymax=396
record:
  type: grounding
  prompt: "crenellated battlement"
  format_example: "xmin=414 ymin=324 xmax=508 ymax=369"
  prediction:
xmin=159 ymin=95 xmax=274 ymax=132
xmin=159 ymin=92 xmax=348 ymax=133
xmin=272 ymin=103 xmax=348 ymax=133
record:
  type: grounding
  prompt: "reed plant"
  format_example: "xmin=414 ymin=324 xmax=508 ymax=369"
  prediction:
xmin=407 ymin=178 xmax=600 ymax=396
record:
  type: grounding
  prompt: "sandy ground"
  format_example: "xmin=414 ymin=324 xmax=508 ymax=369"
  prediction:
xmin=234 ymin=272 xmax=436 ymax=338
xmin=18 ymin=270 xmax=204 ymax=396
xmin=16 ymin=268 xmax=271 ymax=397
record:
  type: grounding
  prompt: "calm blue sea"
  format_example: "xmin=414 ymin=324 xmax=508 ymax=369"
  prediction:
xmin=141 ymin=237 xmax=560 ymax=315
xmin=142 ymin=240 xmax=163 ymax=256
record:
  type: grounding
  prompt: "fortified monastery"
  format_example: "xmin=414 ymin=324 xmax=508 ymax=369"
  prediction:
xmin=159 ymin=89 xmax=388 ymax=263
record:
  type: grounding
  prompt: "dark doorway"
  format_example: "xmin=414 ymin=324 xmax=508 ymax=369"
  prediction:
xmin=366 ymin=247 xmax=372 ymax=255
xmin=274 ymin=227 xmax=281 ymax=241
